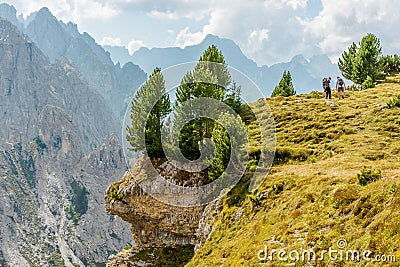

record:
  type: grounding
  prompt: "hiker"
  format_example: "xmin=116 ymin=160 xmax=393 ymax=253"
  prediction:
xmin=336 ymin=76 xmax=346 ymax=99
xmin=322 ymin=77 xmax=332 ymax=99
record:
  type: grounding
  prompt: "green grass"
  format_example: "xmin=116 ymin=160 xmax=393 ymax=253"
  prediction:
xmin=187 ymin=76 xmax=400 ymax=266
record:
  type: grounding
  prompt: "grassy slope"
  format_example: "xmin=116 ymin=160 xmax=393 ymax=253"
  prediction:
xmin=188 ymin=77 xmax=400 ymax=266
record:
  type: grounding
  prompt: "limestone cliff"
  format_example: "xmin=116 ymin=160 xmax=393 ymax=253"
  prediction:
xmin=0 ymin=19 xmax=131 ymax=266
xmin=0 ymin=4 xmax=147 ymax=120
xmin=25 ymin=6 xmax=147 ymax=119
xmin=0 ymin=18 xmax=116 ymax=151
xmin=104 ymin=157 xmax=221 ymax=266
xmin=105 ymin=171 xmax=204 ymax=248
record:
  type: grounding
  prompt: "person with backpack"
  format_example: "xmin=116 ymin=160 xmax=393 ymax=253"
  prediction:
xmin=322 ymin=77 xmax=332 ymax=99
xmin=336 ymin=76 xmax=346 ymax=99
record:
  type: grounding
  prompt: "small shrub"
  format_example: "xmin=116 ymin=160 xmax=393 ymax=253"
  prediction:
xmin=347 ymin=84 xmax=361 ymax=91
xmin=362 ymin=76 xmax=376 ymax=90
xmin=310 ymin=90 xmax=321 ymax=99
xmin=357 ymin=166 xmax=382 ymax=186
xmin=388 ymin=182 xmax=399 ymax=195
xmin=109 ymin=183 xmax=123 ymax=200
xmin=274 ymin=147 xmax=314 ymax=164
xmin=375 ymin=71 xmax=387 ymax=81
xmin=272 ymin=181 xmax=286 ymax=194
xmin=248 ymin=194 xmax=261 ymax=208
xmin=333 ymin=186 xmax=359 ymax=206
xmin=33 ymin=136 xmax=47 ymax=150
xmin=387 ymin=94 xmax=400 ymax=108
xmin=308 ymin=156 xmax=318 ymax=163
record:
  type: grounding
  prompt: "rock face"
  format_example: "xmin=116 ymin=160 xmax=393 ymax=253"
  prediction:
xmin=0 ymin=19 xmax=131 ymax=266
xmin=0 ymin=18 xmax=116 ymax=151
xmin=105 ymin=166 xmax=205 ymax=249
xmin=104 ymin=157 xmax=222 ymax=266
xmin=0 ymin=137 xmax=131 ymax=266
xmin=0 ymin=3 xmax=23 ymax=31
xmin=1 ymin=4 xmax=147 ymax=120
xmin=25 ymin=7 xmax=147 ymax=119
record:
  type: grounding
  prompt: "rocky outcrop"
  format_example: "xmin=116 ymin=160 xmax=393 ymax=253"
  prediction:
xmin=104 ymin=157 xmax=224 ymax=266
xmin=105 ymin=167 xmax=205 ymax=249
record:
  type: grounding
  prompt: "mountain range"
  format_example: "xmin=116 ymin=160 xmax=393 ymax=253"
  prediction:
xmin=0 ymin=3 xmax=147 ymax=120
xmin=105 ymin=34 xmax=341 ymax=95
xmin=0 ymin=17 xmax=132 ymax=266
xmin=1 ymin=2 xmax=341 ymax=99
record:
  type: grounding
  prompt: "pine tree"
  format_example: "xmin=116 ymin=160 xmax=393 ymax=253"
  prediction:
xmin=224 ymin=81 xmax=242 ymax=114
xmin=174 ymin=45 xmax=236 ymax=160
xmin=338 ymin=33 xmax=382 ymax=85
xmin=352 ymin=33 xmax=382 ymax=84
xmin=208 ymin=112 xmax=247 ymax=181
xmin=196 ymin=44 xmax=231 ymax=90
xmin=175 ymin=45 xmax=231 ymax=103
xmin=378 ymin=54 xmax=400 ymax=74
xmin=271 ymin=70 xmax=296 ymax=97
xmin=126 ymin=68 xmax=171 ymax=158
xmin=338 ymin=42 xmax=357 ymax=80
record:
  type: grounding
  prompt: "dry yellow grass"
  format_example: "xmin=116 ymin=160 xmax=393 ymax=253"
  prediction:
xmin=188 ymin=76 xmax=400 ymax=267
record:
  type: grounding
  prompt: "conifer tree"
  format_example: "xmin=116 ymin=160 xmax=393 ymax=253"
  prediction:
xmin=208 ymin=112 xmax=247 ymax=181
xmin=351 ymin=33 xmax=382 ymax=84
xmin=338 ymin=33 xmax=382 ymax=85
xmin=338 ymin=42 xmax=357 ymax=80
xmin=224 ymin=81 xmax=242 ymax=114
xmin=126 ymin=68 xmax=171 ymax=158
xmin=271 ymin=70 xmax=296 ymax=97
xmin=174 ymin=45 xmax=236 ymax=160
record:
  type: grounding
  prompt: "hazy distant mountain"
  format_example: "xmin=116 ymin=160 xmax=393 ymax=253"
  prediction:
xmin=104 ymin=45 xmax=133 ymax=66
xmin=0 ymin=4 xmax=147 ymax=119
xmin=104 ymin=34 xmax=340 ymax=95
xmin=0 ymin=3 xmax=23 ymax=31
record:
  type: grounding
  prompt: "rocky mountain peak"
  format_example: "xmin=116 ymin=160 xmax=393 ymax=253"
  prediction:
xmin=26 ymin=7 xmax=69 ymax=62
xmin=291 ymin=54 xmax=308 ymax=65
xmin=19 ymin=6 xmax=147 ymax=119
xmin=0 ymin=3 xmax=23 ymax=31
xmin=0 ymin=17 xmax=117 ymax=151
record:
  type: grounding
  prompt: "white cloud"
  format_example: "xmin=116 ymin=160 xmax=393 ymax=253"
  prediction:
xmin=167 ymin=0 xmax=400 ymax=65
xmin=170 ymin=0 xmax=318 ymax=65
xmin=249 ymin=29 xmax=269 ymax=43
xmin=127 ymin=39 xmax=145 ymax=54
xmin=4 ymin=0 xmax=400 ymax=66
xmin=255 ymin=29 xmax=269 ymax=41
xmin=100 ymin=37 xmax=122 ymax=46
xmin=5 ymin=0 xmax=72 ymax=21
xmin=304 ymin=0 xmax=400 ymax=60
xmin=284 ymin=0 xmax=308 ymax=10
xmin=147 ymin=10 xmax=178 ymax=20
xmin=174 ymin=27 xmax=206 ymax=48
xmin=5 ymin=0 xmax=120 ymax=23
xmin=71 ymin=0 xmax=120 ymax=22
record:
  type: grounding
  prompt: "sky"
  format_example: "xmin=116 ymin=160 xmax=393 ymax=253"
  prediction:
xmin=3 ymin=0 xmax=400 ymax=66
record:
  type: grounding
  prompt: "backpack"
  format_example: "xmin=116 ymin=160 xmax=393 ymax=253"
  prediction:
xmin=322 ymin=78 xmax=329 ymax=90
xmin=338 ymin=78 xmax=344 ymax=86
